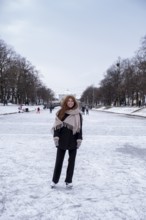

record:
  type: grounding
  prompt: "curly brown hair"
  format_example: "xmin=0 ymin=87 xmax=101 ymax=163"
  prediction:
xmin=58 ymin=95 xmax=78 ymax=120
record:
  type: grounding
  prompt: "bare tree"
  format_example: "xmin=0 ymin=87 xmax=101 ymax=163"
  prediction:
xmin=0 ymin=39 xmax=14 ymax=104
xmin=0 ymin=38 xmax=55 ymax=105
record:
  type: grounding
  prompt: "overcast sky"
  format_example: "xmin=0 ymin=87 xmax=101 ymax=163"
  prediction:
xmin=0 ymin=0 xmax=146 ymax=97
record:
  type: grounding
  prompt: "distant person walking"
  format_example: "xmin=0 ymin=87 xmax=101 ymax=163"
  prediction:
xmin=36 ymin=107 xmax=40 ymax=113
xmin=49 ymin=105 xmax=53 ymax=113
xmin=81 ymin=105 xmax=85 ymax=115
xmin=138 ymin=100 xmax=141 ymax=108
xmin=85 ymin=105 xmax=89 ymax=114
xmin=51 ymin=95 xmax=83 ymax=189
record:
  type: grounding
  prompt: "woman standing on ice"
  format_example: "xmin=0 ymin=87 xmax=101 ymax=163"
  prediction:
xmin=51 ymin=95 xmax=83 ymax=189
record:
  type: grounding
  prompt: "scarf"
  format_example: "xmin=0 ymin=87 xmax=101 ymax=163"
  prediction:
xmin=52 ymin=108 xmax=81 ymax=134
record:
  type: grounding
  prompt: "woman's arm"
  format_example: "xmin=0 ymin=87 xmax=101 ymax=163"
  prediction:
xmin=53 ymin=128 xmax=60 ymax=138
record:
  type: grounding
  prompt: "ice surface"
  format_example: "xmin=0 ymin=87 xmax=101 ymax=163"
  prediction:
xmin=0 ymin=108 xmax=146 ymax=220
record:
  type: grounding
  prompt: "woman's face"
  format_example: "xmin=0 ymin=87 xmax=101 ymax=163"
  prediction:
xmin=67 ymin=98 xmax=74 ymax=109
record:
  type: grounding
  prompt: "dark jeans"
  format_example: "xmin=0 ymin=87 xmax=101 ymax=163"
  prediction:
xmin=52 ymin=148 xmax=77 ymax=184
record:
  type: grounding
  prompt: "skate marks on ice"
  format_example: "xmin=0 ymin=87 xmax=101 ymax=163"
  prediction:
xmin=48 ymin=184 xmax=100 ymax=220
xmin=1 ymin=110 xmax=146 ymax=219
xmin=75 ymin=136 xmax=146 ymax=220
xmin=116 ymin=143 xmax=146 ymax=161
xmin=0 ymin=191 xmax=6 ymax=217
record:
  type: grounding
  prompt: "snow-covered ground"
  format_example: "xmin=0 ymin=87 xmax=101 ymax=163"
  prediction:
xmin=95 ymin=106 xmax=146 ymax=117
xmin=0 ymin=104 xmax=44 ymax=115
xmin=0 ymin=108 xmax=146 ymax=220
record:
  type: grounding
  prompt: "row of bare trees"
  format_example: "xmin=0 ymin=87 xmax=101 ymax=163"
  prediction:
xmin=81 ymin=35 xmax=146 ymax=107
xmin=0 ymin=39 xmax=54 ymax=105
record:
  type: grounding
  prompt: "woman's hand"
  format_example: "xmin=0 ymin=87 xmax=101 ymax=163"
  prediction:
xmin=77 ymin=139 xmax=82 ymax=148
xmin=54 ymin=137 xmax=59 ymax=146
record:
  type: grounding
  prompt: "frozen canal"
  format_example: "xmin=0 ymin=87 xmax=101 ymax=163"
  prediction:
xmin=0 ymin=109 xmax=146 ymax=220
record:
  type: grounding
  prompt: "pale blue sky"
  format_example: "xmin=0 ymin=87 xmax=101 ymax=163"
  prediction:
xmin=0 ymin=0 xmax=146 ymax=97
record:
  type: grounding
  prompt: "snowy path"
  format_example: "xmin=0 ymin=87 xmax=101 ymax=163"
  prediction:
xmin=0 ymin=109 xmax=146 ymax=220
